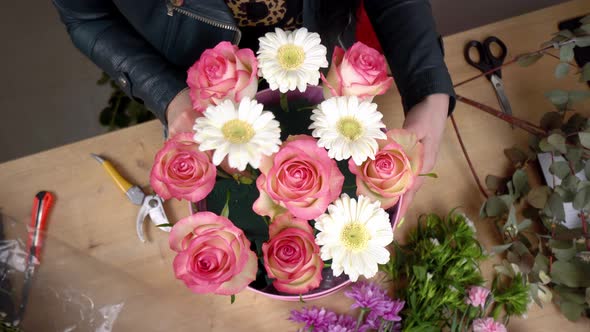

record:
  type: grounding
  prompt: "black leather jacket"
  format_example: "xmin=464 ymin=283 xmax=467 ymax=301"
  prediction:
xmin=52 ymin=0 xmax=455 ymax=126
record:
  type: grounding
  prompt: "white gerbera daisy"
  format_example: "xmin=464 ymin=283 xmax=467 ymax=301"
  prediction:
xmin=193 ymin=98 xmax=281 ymax=171
xmin=314 ymin=194 xmax=393 ymax=282
xmin=257 ymin=27 xmax=328 ymax=93
xmin=309 ymin=96 xmax=386 ymax=165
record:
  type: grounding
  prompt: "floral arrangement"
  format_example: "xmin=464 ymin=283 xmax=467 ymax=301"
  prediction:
xmin=149 ymin=28 xmax=424 ymax=297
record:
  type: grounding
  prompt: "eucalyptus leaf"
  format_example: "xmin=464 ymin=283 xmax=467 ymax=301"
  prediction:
xmin=540 ymin=112 xmax=563 ymax=131
xmin=517 ymin=218 xmax=533 ymax=231
xmin=569 ymin=91 xmax=590 ymax=104
xmin=517 ymin=53 xmax=543 ymax=67
xmin=545 ymin=90 xmax=569 ymax=106
xmin=580 ymin=23 xmax=590 ymax=33
xmin=548 ymin=133 xmax=567 ymax=154
xmin=563 ymin=113 xmax=587 ymax=134
xmin=562 ymin=175 xmax=580 ymax=191
xmin=579 ymin=132 xmax=590 ymax=149
xmin=555 ymin=62 xmax=570 ymax=79
xmin=555 ymin=285 xmax=587 ymax=305
xmin=527 ymin=186 xmax=551 ymax=209
xmin=557 ymin=30 xmax=575 ymax=38
xmin=550 ymin=239 xmax=577 ymax=261
xmin=585 ymin=162 xmax=590 ymax=180
xmin=485 ymin=175 xmax=504 ymax=192
xmin=565 ymin=147 xmax=583 ymax=164
xmin=582 ymin=15 xmax=590 ymax=24
xmin=513 ymin=168 xmax=530 ymax=196
xmin=573 ymin=187 xmax=590 ymax=211
xmin=492 ymin=243 xmax=513 ymax=254
xmin=483 ymin=196 xmax=508 ymax=217
xmin=586 ymin=288 xmax=590 ymax=306
xmin=539 ymin=138 xmax=555 ymax=153
xmin=551 ymin=260 xmax=590 ymax=288
xmin=547 ymin=192 xmax=566 ymax=221
xmin=575 ymin=36 xmax=590 ymax=47
xmin=504 ymin=147 xmax=528 ymax=166
xmin=559 ymin=44 xmax=575 ymax=62
xmin=503 ymin=205 xmax=518 ymax=235
xmin=559 ymin=301 xmax=585 ymax=321
xmin=550 ymin=161 xmax=571 ymax=179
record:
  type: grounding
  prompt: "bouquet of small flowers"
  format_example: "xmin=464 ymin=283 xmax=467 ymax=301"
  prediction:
xmin=149 ymin=28 xmax=424 ymax=297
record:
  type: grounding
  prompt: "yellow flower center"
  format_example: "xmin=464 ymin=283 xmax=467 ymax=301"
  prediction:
xmin=337 ymin=117 xmax=363 ymax=141
xmin=277 ymin=44 xmax=305 ymax=70
xmin=340 ymin=222 xmax=370 ymax=251
xmin=222 ymin=119 xmax=255 ymax=144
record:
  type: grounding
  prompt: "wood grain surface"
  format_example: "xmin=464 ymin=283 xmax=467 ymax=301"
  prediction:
xmin=1 ymin=1 xmax=590 ymax=330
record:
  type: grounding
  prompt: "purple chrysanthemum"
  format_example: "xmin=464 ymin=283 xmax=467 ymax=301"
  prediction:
xmin=344 ymin=281 xmax=389 ymax=312
xmin=290 ymin=306 xmax=338 ymax=330
xmin=326 ymin=314 xmax=356 ymax=332
xmin=382 ymin=299 xmax=405 ymax=322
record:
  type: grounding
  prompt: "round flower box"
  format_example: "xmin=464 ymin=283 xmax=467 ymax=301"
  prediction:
xmin=189 ymin=86 xmax=403 ymax=301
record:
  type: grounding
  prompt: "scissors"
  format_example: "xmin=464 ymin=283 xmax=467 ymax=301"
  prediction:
xmin=464 ymin=36 xmax=513 ymax=119
xmin=91 ymin=154 xmax=171 ymax=242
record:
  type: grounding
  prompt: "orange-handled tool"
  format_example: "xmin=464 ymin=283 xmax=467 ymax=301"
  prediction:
xmin=28 ymin=191 xmax=54 ymax=262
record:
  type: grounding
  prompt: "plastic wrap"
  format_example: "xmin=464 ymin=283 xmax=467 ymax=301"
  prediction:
xmin=0 ymin=212 xmax=177 ymax=332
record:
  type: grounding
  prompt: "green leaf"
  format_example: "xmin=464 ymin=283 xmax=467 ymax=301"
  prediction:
xmin=546 ymin=90 xmax=569 ymax=105
xmin=548 ymin=133 xmax=567 ymax=154
xmin=156 ymin=223 xmax=174 ymax=228
xmin=486 ymin=175 xmax=504 ymax=192
xmin=484 ymin=196 xmax=509 ymax=217
xmin=569 ymin=91 xmax=590 ymax=104
xmin=555 ymin=285 xmax=587 ymax=305
xmin=513 ymin=168 xmax=530 ymax=196
xmin=559 ymin=44 xmax=575 ymax=62
xmin=539 ymin=138 xmax=555 ymax=152
xmin=585 ymin=162 xmax=590 ymax=180
xmin=491 ymin=243 xmax=513 ymax=254
xmin=557 ymin=30 xmax=575 ymax=38
xmin=551 ymin=260 xmax=590 ymax=288
xmin=581 ymin=15 xmax=590 ymax=24
xmin=527 ymin=186 xmax=551 ymax=208
xmin=419 ymin=172 xmax=438 ymax=178
xmin=547 ymin=192 xmax=566 ymax=221
xmin=550 ymin=239 xmax=577 ymax=261
xmin=517 ymin=218 xmax=532 ymax=231
xmin=230 ymin=294 xmax=236 ymax=304
xmin=517 ymin=53 xmax=543 ymax=67
xmin=573 ymin=187 xmax=590 ymax=211
xmin=555 ymin=62 xmax=570 ymax=79
xmin=559 ymin=301 xmax=585 ymax=321
xmin=550 ymin=161 xmax=571 ymax=179
xmin=540 ymin=112 xmax=563 ymax=131
xmin=504 ymin=147 xmax=528 ymax=166
xmin=586 ymin=288 xmax=590 ymax=306
xmin=579 ymin=132 xmax=590 ymax=149
xmin=504 ymin=205 xmax=518 ymax=234
xmin=279 ymin=92 xmax=290 ymax=112
xmin=565 ymin=147 xmax=583 ymax=164
xmin=575 ymin=36 xmax=590 ymax=47
xmin=221 ymin=191 xmax=231 ymax=218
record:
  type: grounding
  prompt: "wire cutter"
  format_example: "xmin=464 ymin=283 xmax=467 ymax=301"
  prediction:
xmin=91 ymin=154 xmax=171 ymax=242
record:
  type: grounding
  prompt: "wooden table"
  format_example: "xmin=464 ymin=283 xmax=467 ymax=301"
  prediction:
xmin=2 ymin=1 xmax=590 ymax=330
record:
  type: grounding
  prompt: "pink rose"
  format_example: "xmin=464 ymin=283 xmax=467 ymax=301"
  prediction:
xmin=321 ymin=42 xmax=393 ymax=101
xmin=169 ymin=212 xmax=258 ymax=295
xmin=253 ymin=135 xmax=344 ymax=220
xmin=349 ymin=129 xmax=423 ymax=209
xmin=466 ymin=286 xmax=492 ymax=309
xmin=472 ymin=318 xmax=507 ymax=332
xmin=150 ymin=133 xmax=217 ymax=202
xmin=262 ymin=213 xmax=323 ymax=294
xmin=187 ymin=41 xmax=258 ymax=112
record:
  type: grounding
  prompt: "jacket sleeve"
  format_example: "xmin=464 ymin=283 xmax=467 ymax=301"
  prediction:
xmin=364 ymin=0 xmax=456 ymax=113
xmin=52 ymin=0 xmax=187 ymax=125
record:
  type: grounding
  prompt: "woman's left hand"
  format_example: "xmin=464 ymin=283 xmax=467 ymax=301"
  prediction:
xmin=398 ymin=93 xmax=450 ymax=218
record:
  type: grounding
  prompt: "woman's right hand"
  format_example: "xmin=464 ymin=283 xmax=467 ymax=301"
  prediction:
xmin=166 ymin=88 xmax=199 ymax=138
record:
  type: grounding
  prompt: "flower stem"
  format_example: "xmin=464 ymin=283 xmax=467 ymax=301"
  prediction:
xmin=280 ymin=92 xmax=290 ymax=112
xmin=450 ymin=115 xmax=488 ymax=199
xmin=455 ymin=95 xmax=546 ymax=136
xmin=355 ymin=308 xmax=369 ymax=332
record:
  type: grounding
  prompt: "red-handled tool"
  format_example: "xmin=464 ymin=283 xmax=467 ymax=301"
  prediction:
xmin=27 ymin=191 xmax=54 ymax=262
xmin=14 ymin=191 xmax=54 ymax=326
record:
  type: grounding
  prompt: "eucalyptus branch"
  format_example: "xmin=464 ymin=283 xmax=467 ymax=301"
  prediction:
xmin=450 ymin=115 xmax=488 ymax=199
xmin=455 ymin=95 xmax=547 ymax=136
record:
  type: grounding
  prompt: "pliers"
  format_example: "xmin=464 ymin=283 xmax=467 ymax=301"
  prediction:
xmin=91 ymin=154 xmax=171 ymax=242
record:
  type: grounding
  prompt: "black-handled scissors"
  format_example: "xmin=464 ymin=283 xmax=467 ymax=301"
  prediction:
xmin=464 ymin=36 xmax=513 ymax=118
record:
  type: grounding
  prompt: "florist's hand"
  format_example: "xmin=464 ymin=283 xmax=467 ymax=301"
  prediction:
xmin=166 ymin=88 xmax=198 ymax=138
xmin=398 ymin=93 xmax=449 ymax=218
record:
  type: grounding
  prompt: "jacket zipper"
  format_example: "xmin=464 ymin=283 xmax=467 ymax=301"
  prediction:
xmin=166 ymin=1 xmax=242 ymax=45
